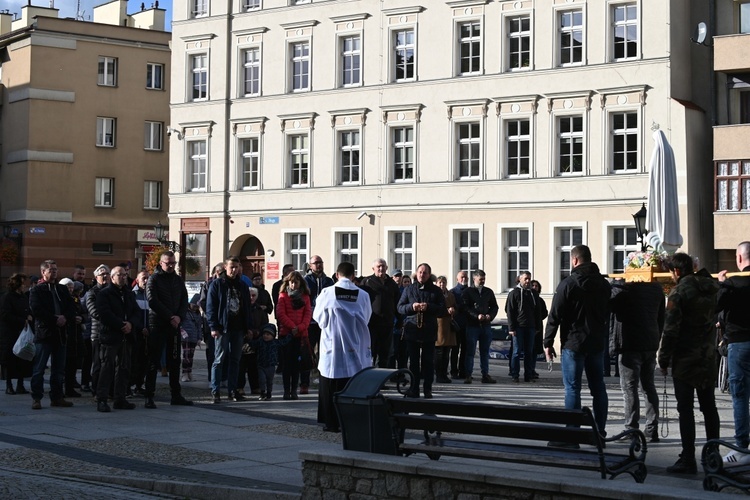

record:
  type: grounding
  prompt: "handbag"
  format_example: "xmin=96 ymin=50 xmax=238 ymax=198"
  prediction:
xmin=13 ymin=323 xmax=35 ymax=361
xmin=298 ymin=339 xmax=317 ymax=372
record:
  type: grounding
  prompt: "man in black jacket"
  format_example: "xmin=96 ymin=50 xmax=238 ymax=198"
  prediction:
xmin=146 ymin=251 xmax=192 ymax=408
xmin=505 ymin=271 xmax=543 ymax=383
xmin=717 ymin=241 xmax=750 ymax=465
xmin=361 ymin=258 xmax=400 ymax=368
xmin=84 ymin=264 xmax=110 ymax=397
xmin=29 ymin=260 xmax=76 ymax=410
xmin=610 ymin=280 xmax=665 ymax=442
xmin=462 ymin=270 xmax=499 ymax=384
xmin=544 ymin=245 xmax=611 ymax=440
xmin=95 ymin=266 xmax=142 ymax=412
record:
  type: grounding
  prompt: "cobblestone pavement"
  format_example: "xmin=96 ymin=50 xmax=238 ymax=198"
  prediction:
xmin=0 ymin=352 xmax=738 ymax=498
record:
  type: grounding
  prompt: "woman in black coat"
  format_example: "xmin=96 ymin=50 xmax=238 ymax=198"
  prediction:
xmin=0 ymin=273 xmax=32 ymax=394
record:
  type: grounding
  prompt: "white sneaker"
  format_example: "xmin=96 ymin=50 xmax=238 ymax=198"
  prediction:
xmin=181 ymin=374 xmax=189 ymax=382
xmin=723 ymin=449 xmax=750 ymax=467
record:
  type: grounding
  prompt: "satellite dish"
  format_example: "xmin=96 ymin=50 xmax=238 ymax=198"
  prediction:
xmin=692 ymin=22 xmax=708 ymax=45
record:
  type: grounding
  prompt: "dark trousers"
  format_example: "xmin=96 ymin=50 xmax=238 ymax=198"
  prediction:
xmin=434 ymin=346 xmax=452 ymax=378
xmin=317 ymin=376 xmax=348 ymax=430
xmin=259 ymin=365 xmax=276 ymax=395
xmin=64 ymin=334 xmax=80 ymax=393
xmin=145 ymin=327 xmax=182 ymax=398
xmin=389 ymin=330 xmax=408 ymax=369
xmin=450 ymin=328 xmax=466 ymax=377
xmin=81 ymin=338 xmax=92 ymax=387
xmin=407 ymin=339 xmax=435 ymax=395
xmin=90 ymin=339 xmax=101 ymax=393
xmin=281 ymin=337 xmax=301 ymax=395
xmin=300 ymin=324 xmax=320 ymax=387
xmin=673 ymin=377 xmax=720 ymax=458
xmin=370 ymin=323 xmax=392 ymax=368
xmin=130 ymin=334 xmax=147 ymax=389
xmin=205 ymin=334 xmax=215 ymax=381
xmin=238 ymin=353 xmax=259 ymax=392
xmin=97 ymin=340 xmax=132 ymax=402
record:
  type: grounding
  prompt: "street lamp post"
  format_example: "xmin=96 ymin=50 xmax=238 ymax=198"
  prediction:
xmin=632 ymin=203 xmax=648 ymax=252
xmin=154 ymin=221 xmax=181 ymax=253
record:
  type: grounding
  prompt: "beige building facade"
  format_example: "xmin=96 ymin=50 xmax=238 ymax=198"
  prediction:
xmin=169 ymin=0 xmax=714 ymax=294
xmin=0 ymin=2 xmax=170 ymax=282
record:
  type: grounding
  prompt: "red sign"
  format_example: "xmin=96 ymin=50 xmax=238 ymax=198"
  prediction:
xmin=267 ymin=262 xmax=279 ymax=271
xmin=266 ymin=261 xmax=279 ymax=281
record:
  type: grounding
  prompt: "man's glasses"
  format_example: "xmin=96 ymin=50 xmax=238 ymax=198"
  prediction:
xmin=162 ymin=261 xmax=176 ymax=267
xmin=311 ymin=261 xmax=323 ymax=265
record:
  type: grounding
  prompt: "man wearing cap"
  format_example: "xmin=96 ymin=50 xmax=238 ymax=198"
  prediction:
xmin=84 ymin=264 xmax=111 ymax=397
xmin=362 ymin=258 xmax=400 ymax=368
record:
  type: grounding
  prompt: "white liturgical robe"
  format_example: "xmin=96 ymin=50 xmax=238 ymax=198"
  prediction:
xmin=313 ymin=278 xmax=372 ymax=379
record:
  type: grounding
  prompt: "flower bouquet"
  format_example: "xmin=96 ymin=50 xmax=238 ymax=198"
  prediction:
xmin=625 ymin=250 xmax=669 ymax=271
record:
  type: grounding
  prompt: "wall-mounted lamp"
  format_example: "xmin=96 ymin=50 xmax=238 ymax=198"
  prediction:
xmin=266 ymin=249 xmax=275 ymax=258
xmin=167 ymin=127 xmax=183 ymax=140
xmin=357 ymin=211 xmax=369 ymax=220
xmin=154 ymin=221 xmax=181 ymax=252
xmin=632 ymin=203 xmax=648 ymax=252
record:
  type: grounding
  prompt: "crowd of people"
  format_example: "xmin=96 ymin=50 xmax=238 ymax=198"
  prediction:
xmin=2 ymin=242 xmax=750 ymax=473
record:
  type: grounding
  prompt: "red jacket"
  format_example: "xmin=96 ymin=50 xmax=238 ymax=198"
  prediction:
xmin=276 ymin=292 xmax=311 ymax=338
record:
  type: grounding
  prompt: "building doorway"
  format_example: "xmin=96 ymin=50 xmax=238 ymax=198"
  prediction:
xmin=237 ymin=235 xmax=265 ymax=282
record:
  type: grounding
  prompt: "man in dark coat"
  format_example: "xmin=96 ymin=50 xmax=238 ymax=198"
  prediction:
xmin=95 ymin=266 xmax=142 ymax=412
xmin=505 ymin=271 xmax=543 ymax=382
xmin=449 ymin=271 xmax=469 ymax=379
xmin=658 ymin=252 xmax=720 ymax=474
xmin=361 ymin=258 xmax=400 ymax=368
xmin=463 ymin=270 xmax=499 ymax=384
xmin=29 ymin=260 xmax=76 ymax=410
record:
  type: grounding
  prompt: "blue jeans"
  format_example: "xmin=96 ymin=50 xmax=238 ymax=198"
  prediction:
xmin=511 ymin=327 xmax=536 ymax=380
xmin=464 ymin=325 xmax=492 ymax=377
xmin=561 ymin=348 xmax=609 ymax=434
xmin=31 ymin=341 xmax=66 ymax=402
xmin=210 ymin=329 xmax=244 ymax=394
xmin=729 ymin=341 xmax=750 ymax=448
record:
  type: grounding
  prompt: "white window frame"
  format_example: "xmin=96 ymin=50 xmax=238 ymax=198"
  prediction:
xmin=610 ymin=110 xmax=639 ymax=173
xmin=603 ymin=222 xmax=639 ymax=274
xmin=98 ymin=56 xmax=117 ymax=86
xmin=192 ymin=0 xmax=208 ymax=18
xmin=455 ymin=120 xmax=482 ymax=180
xmin=392 ymin=28 xmax=416 ymax=83
xmin=239 ymin=136 xmax=261 ymax=190
xmin=386 ymin=226 xmax=417 ymax=278
xmin=95 ymin=177 xmax=115 ymax=208
xmin=288 ymin=132 xmax=310 ymax=187
xmin=498 ymin=224 xmax=533 ymax=292
xmin=610 ymin=1 xmax=639 ymax=62
xmin=456 ymin=19 xmax=482 ymax=76
xmin=550 ymin=223 xmax=587 ymax=288
xmin=243 ymin=0 xmax=261 ymax=11
xmin=283 ymin=229 xmax=310 ymax=272
xmin=338 ymin=129 xmax=361 ymax=185
xmin=557 ymin=114 xmax=585 ymax=176
xmin=340 ymin=34 xmax=362 ymax=88
xmin=144 ymin=121 xmax=163 ymax=151
xmin=96 ymin=117 xmax=116 ymax=148
xmin=289 ymin=41 xmax=311 ymax=93
xmin=506 ymin=14 xmax=532 ymax=71
xmin=190 ymin=53 xmax=208 ymax=102
xmin=187 ymin=139 xmax=208 ymax=192
xmin=504 ymin=117 xmax=532 ymax=178
xmin=290 ymin=0 xmax=311 ymax=4
xmin=557 ymin=8 xmax=584 ymax=67
xmin=450 ymin=225 xmax=483 ymax=278
xmin=332 ymin=228 xmax=362 ymax=275
xmin=146 ymin=62 xmax=164 ymax=90
xmin=390 ymin=125 xmax=416 ymax=183
xmin=242 ymin=47 xmax=261 ymax=97
xmin=143 ymin=180 xmax=162 ymax=210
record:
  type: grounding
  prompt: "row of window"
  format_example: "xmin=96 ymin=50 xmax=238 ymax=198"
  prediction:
xmin=278 ymin=225 xmax=639 ymax=292
xmin=187 ymin=3 xmax=638 ymax=100
xmin=96 ymin=117 xmax=165 ymax=151
xmin=98 ymin=56 xmax=164 ymax=90
xmin=184 ymin=110 xmax=639 ymax=192
xmin=95 ymin=178 xmax=162 ymax=210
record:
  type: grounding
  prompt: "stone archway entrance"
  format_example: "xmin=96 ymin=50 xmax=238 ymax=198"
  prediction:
xmin=238 ymin=235 xmax=265 ymax=282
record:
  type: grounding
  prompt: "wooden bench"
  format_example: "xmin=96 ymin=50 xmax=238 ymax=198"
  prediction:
xmin=385 ymin=398 xmax=648 ymax=483
xmin=702 ymin=439 xmax=750 ymax=493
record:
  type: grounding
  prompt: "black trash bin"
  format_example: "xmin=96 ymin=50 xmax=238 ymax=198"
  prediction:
xmin=334 ymin=367 xmax=413 ymax=455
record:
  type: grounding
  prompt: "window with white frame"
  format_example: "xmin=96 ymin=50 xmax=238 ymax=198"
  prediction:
xmin=242 ymin=48 xmax=261 ymax=96
xmin=716 ymin=160 xmax=750 ymax=211
xmin=393 ymin=29 xmax=415 ymax=82
xmin=191 ymin=54 xmax=208 ymax=101
xmin=98 ymin=56 xmax=117 ymax=86
xmin=558 ymin=115 xmax=583 ymax=175
xmin=389 ymin=230 xmax=414 ymax=277
xmin=456 ymin=228 xmax=480 ymax=274
xmin=458 ymin=21 xmax=481 ymax=75
xmin=556 ymin=227 xmax=583 ymax=283
xmin=143 ymin=180 xmax=161 ymax=210
xmin=506 ymin=119 xmax=530 ymax=177
xmin=336 ymin=232 xmax=360 ymax=274
xmin=559 ymin=10 xmax=583 ymax=66
xmin=144 ymin=121 xmax=163 ymax=151
xmin=610 ymin=226 xmax=638 ymax=273
xmin=95 ymin=177 xmax=114 ymax=208
xmin=611 ymin=111 xmax=637 ymax=172
xmin=240 ymin=137 xmax=260 ymax=190
xmin=291 ymin=0 xmax=311 ymax=4
xmin=286 ymin=232 xmax=308 ymax=271
xmin=457 ymin=122 xmax=480 ymax=179
xmin=146 ymin=63 xmax=163 ymax=90
xmin=188 ymin=140 xmax=207 ymax=192
xmin=192 ymin=0 xmax=208 ymax=18
xmin=244 ymin=0 xmax=261 ymax=11
xmin=339 ymin=130 xmax=360 ymax=184
xmin=392 ymin=126 xmax=415 ymax=182
xmin=503 ymin=228 xmax=530 ymax=291
xmin=290 ymin=42 xmax=310 ymax=92
xmin=289 ymin=133 xmax=310 ymax=187
xmin=612 ymin=3 xmax=637 ymax=61
xmin=96 ymin=117 xmax=116 ymax=147
xmin=341 ymin=35 xmax=361 ymax=87
xmin=508 ymin=15 xmax=531 ymax=70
